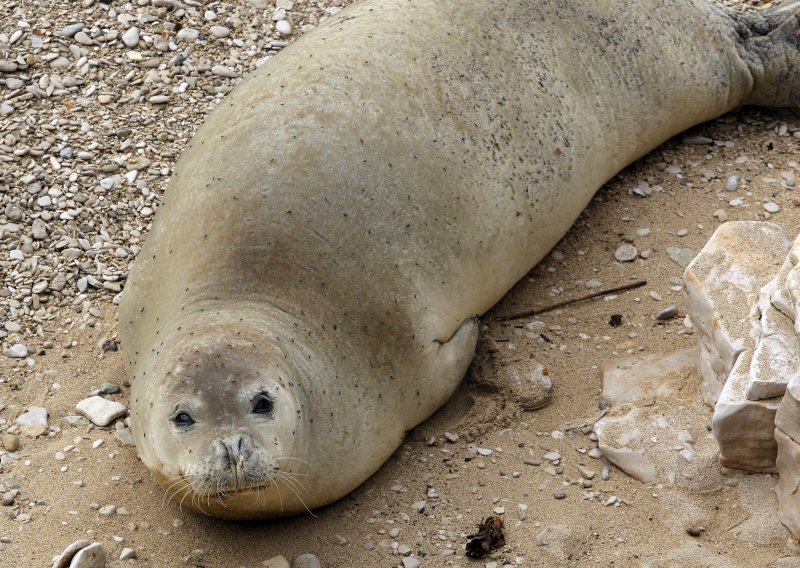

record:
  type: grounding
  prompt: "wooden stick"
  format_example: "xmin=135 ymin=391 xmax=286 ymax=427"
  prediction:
xmin=495 ymin=280 xmax=647 ymax=321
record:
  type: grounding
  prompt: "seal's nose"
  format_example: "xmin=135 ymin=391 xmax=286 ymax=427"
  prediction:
xmin=218 ymin=433 xmax=254 ymax=466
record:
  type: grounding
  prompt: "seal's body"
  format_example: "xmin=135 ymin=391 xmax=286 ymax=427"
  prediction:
xmin=119 ymin=0 xmax=800 ymax=518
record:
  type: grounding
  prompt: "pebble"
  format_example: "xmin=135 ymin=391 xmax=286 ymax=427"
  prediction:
xmin=122 ymin=27 xmax=140 ymax=48
xmin=724 ymin=175 xmax=739 ymax=191
xmin=262 ymin=556 xmax=290 ymax=568
xmin=543 ymin=452 xmax=561 ymax=462
xmin=614 ymin=244 xmax=637 ymax=262
xmin=210 ymin=25 xmax=231 ymax=38
xmin=578 ymin=466 xmax=596 ymax=479
xmin=276 ymin=20 xmax=293 ymax=35
xmin=2 ymin=434 xmax=20 ymax=452
xmin=119 ymin=548 xmax=137 ymax=560
xmin=676 ymin=228 xmax=688 ymax=237
xmin=58 ymin=23 xmax=85 ymax=38
xmin=588 ymin=448 xmax=603 ymax=459
xmin=402 ymin=558 xmax=421 ymax=568
xmin=75 ymin=396 xmax=127 ymax=427
xmin=293 ymin=553 xmax=321 ymax=568
xmin=3 ymin=343 xmax=28 ymax=358
xmin=764 ymin=202 xmax=780 ymax=214
xmin=15 ymin=407 xmax=48 ymax=428
xmin=655 ymin=305 xmax=678 ymax=320
xmin=553 ymin=489 xmax=567 ymax=499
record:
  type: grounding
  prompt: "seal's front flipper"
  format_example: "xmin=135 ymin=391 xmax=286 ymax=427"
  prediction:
xmin=411 ymin=316 xmax=480 ymax=429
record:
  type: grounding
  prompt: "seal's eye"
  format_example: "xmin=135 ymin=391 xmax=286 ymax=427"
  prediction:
xmin=252 ymin=393 xmax=274 ymax=415
xmin=172 ymin=412 xmax=195 ymax=426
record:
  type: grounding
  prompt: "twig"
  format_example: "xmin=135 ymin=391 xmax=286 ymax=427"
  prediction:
xmin=495 ymin=280 xmax=647 ymax=321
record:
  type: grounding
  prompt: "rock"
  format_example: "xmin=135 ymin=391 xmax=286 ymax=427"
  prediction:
xmin=402 ymin=558 xmax=421 ymax=568
xmin=16 ymin=406 xmax=48 ymax=429
xmin=276 ymin=20 xmax=293 ymax=35
xmin=598 ymin=444 xmax=658 ymax=483
xmin=684 ymin=221 xmax=790 ymax=403
xmin=765 ymin=202 xmax=781 ymax=214
xmin=747 ymin=278 xmax=800 ymax=400
xmin=725 ymin=175 xmax=740 ymax=191
xmin=2 ymin=434 xmax=19 ymax=452
xmin=69 ymin=542 xmax=106 ymax=568
xmin=712 ymin=349 xmax=778 ymax=472
xmin=119 ymin=548 xmax=136 ymax=560
xmin=293 ymin=554 xmax=321 ymax=568
xmin=262 ymin=556 xmax=290 ymax=568
xmin=3 ymin=343 xmax=29 ymax=358
xmin=600 ymin=348 xmax=696 ymax=406
xmin=52 ymin=540 xmax=91 ymax=568
xmin=507 ymin=364 xmax=553 ymax=410
xmin=58 ymin=23 xmax=85 ymax=38
xmin=614 ymin=244 xmax=637 ymax=262
xmin=776 ymin=423 xmax=800 ymax=541
xmin=536 ymin=524 xmax=577 ymax=561
xmin=122 ymin=27 xmax=140 ymax=48
xmin=210 ymin=25 xmax=231 ymax=38
xmin=655 ymin=305 xmax=678 ymax=320
xmin=75 ymin=396 xmax=127 ymax=426
xmin=74 ymin=31 xmax=93 ymax=45
xmin=666 ymin=247 xmax=696 ymax=270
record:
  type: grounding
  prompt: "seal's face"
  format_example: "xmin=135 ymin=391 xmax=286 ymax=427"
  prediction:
xmin=136 ymin=333 xmax=309 ymax=517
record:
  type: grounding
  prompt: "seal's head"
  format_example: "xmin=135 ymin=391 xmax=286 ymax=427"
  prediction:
xmin=131 ymin=326 xmax=313 ymax=519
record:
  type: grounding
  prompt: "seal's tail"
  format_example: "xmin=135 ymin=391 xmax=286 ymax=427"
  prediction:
xmin=734 ymin=1 xmax=800 ymax=107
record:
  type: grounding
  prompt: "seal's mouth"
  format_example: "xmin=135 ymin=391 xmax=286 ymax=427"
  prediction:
xmin=214 ymin=483 xmax=272 ymax=500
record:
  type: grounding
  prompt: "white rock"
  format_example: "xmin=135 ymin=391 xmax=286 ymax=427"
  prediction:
xmin=775 ymin=428 xmax=800 ymax=541
xmin=614 ymin=244 xmax=637 ymax=262
xmin=725 ymin=175 xmax=739 ymax=191
xmin=69 ymin=542 xmax=106 ymax=568
xmin=276 ymin=20 xmax=293 ymax=35
xmin=712 ymin=349 xmax=779 ymax=472
xmin=684 ymin=221 xmax=790 ymax=404
xmin=119 ymin=548 xmax=137 ymax=560
xmin=600 ymin=348 xmax=696 ymax=406
xmin=121 ymin=27 xmax=140 ymax=48
xmin=15 ymin=406 xmax=48 ymax=428
xmin=747 ymin=278 xmax=800 ymax=400
xmin=764 ymin=202 xmax=781 ymax=214
xmin=4 ymin=343 xmax=28 ymax=357
xmin=210 ymin=25 xmax=231 ymax=38
xmin=52 ymin=540 xmax=91 ymax=568
xmin=75 ymin=396 xmax=127 ymax=427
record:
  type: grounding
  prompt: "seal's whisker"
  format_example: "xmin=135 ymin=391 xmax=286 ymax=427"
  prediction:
xmin=274 ymin=456 xmax=314 ymax=468
xmin=275 ymin=470 xmax=312 ymax=496
xmin=275 ymin=475 xmax=316 ymax=517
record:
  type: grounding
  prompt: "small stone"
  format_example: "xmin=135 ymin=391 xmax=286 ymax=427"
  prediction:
xmin=122 ymin=27 xmax=140 ymax=48
xmin=98 ymin=382 xmax=120 ymax=394
xmin=4 ymin=321 xmax=21 ymax=333
xmin=553 ymin=489 xmax=567 ymax=499
xmin=120 ymin=548 xmax=137 ymax=560
xmin=53 ymin=540 xmax=92 ymax=567
xmin=210 ymin=25 xmax=231 ymax=38
xmin=666 ymin=247 xmax=696 ymax=270
xmin=588 ymin=448 xmax=603 ymax=459
xmin=444 ymin=432 xmax=459 ymax=442
xmin=0 ymin=102 xmax=13 ymax=115
xmin=543 ymin=452 xmax=561 ymax=462
xmin=58 ymin=23 xmax=85 ymax=38
xmin=16 ymin=407 xmax=48 ymax=429
xmin=402 ymin=558 xmax=421 ymax=568
xmin=75 ymin=396 xmax=127 ymax=427
xmin=686 ymin=526 xmax=704 ymax=537
xmin=655 ymin=305 xmax=678 ymax=320
xmin=74 ymin=31 xmax=94 ymax=45
xmin=70 ymin=542 xmax=107 ymax=567
xmin=412 ymin=500 xmax=425 ymax=513
xmin=262 ymin=556 xmax=290 ymax=568
xmin=293 ymin=553 xmax=321 ymax=568
xmin=3 ymin=344 xmax=28 ymax=358
xmin=98 ymin=504 xmax=117 ymax=516
xmin=614 ymin=244 xmax=637 ymax=262
xmin=764 ymin=202 xmax=780 ymax=214
xmin=2 ymin=434 xmax=20 ymax=452
xmin=724 ymin=175 xmax=739 ymax=191
xmin=211 ymin=65 xmax=239 ymax=78
xmin=148 ymin=95 xmax=170 ymax=104
xmin=276 ymin=20 xmax=293 ymax=35
xmin=676 ymin=228 xmax=688 ymax=237
xmin=578 ymin=466 xmax=595 ymax=479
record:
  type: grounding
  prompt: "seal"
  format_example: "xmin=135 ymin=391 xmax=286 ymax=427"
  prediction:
xmin=118 ymin=0 xmax=800 ymax=519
